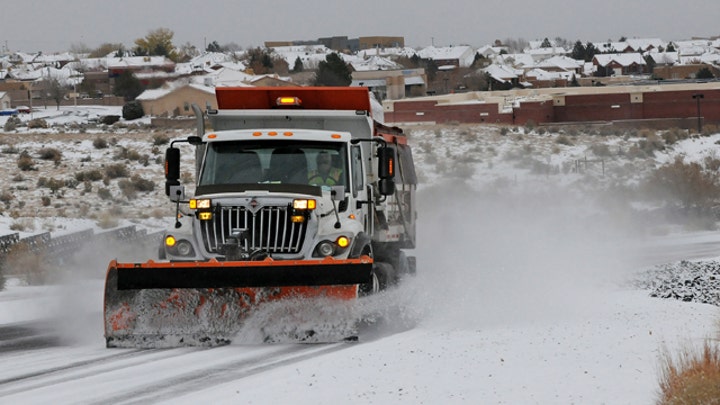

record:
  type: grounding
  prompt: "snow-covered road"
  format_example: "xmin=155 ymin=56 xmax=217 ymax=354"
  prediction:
xmin=1 ymin=227 xmax=719 ymax=404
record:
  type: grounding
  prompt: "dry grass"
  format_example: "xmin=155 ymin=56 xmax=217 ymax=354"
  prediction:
xmin=658 ymin=341 xmax=720 ymax=404
xmin=1 ymin=243 xmax=52 ymax=285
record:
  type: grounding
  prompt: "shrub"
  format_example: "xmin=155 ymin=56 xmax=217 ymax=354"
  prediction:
xmin=122 ymin=101 xmax=144 ymax=120
xmin=3 ymin=116 xmax=21 ymax=132
xmin=75 ymin=169 xmax=104 ymax=182
xmin=97 ymin=188 xmax=113 ymax=200
xmin=37 ymin=177 xmax=64 ymax=194
xmin=93 ymin=137 xmax=108 ymax=149
xmin=3 ymin=243 xmax=51 ymax=285
xmin=27 ymin=118 xmax=48 ymax=129
xmin=645 ymin=157 xmax=720 ymax=210
xmin=0 ymin=191 xmax=12 ymax=206
xmin=104 ymin=163 xmax=129 ymax=179
xmin=38 ymin=147 xmax=62 ymax=162
xmin=152 ymin=134 xmax=170 ymax=146
xmin=118 ymin=175 xmax=155 ymax=199
xmin=17 ymin=152 xmax=35 ymax=171
xmin=96 ymin=211 xmax=119 ymax=229
xmin=556 ymin=135 xmax=573 ymax=146
xmin=589 ymin=143 xmax=611 ymax=157
xmin=658 ymin=341 xmax=720 ymax=404
xmin=100 ymin=115 xmax=120 ymax=125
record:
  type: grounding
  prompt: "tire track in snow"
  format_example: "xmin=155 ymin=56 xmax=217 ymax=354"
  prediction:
xmin=96 ymin=343 xmax=355 ymax=405
xmin=0 ymin=348 xmax=189 ymax=397
xmin=0 ymin=322 xmax=63 ymax=353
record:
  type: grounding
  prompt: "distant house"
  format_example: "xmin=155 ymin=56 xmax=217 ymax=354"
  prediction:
xmin=249 ymin=74 xmax=297 ymax=87
xmin=417 ymin=45 xmax=476 ymax=68
xmin=351 ymin=68 xmax=427 ymax=100
xmin=592 ymin=53 xmax=647 ymax=76
xmin=136 ymin=83 xmax=216 ymax=117
xmin=106 ymin=56 xmax=176 ymax=78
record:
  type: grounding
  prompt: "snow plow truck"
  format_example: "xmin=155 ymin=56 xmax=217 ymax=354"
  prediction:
xmin=103 ymin=87 xmax=417 ymax=347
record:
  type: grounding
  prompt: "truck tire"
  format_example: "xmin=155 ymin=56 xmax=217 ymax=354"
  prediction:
xmin=359 ymin=262 xmax=392 ymax=296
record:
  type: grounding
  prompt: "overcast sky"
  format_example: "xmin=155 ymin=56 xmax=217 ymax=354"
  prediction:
xmin=2 ymin=0 xmax=719 ymax=53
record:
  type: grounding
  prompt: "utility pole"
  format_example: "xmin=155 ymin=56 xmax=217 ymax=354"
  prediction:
xmin=692 ymin=93 xmax=704 ymax=133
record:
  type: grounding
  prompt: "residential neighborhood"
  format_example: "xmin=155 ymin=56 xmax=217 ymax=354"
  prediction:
xmin=1 ymin=32 xmax=719 ymax=126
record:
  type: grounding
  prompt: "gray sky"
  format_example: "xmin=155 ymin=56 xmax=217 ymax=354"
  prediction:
xmin=2 ymin=0 xmax=719 ymax=53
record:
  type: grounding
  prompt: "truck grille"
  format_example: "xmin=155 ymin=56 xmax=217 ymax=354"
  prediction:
xmin=201 ymin=205 xmax=307 ymax=255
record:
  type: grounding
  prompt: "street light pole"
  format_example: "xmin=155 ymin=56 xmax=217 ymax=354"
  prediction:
xmin=692 ymin=93 xmax=704 ymax=133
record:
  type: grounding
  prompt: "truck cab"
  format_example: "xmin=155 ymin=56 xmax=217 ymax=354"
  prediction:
xmin=163 ymin=87 xmax=416 ymax=288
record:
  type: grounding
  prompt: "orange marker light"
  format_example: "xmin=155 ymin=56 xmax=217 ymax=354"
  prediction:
xmin=276 ymin=96 xmax=302 ymax=106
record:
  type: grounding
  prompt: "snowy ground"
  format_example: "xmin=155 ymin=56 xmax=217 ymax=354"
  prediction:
xmin=1 ymin=108 xmax=720 ymax=404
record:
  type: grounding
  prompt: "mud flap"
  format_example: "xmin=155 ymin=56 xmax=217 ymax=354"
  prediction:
xmin=103 ymin=257 xmax=371 ymax=348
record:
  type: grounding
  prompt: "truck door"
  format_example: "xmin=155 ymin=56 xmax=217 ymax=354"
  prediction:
xmin=350 ymin=144 xmax=371 ymax=235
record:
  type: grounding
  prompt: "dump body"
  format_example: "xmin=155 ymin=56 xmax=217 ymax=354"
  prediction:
xmin=103 ymin=87 xmax=416 ymax=347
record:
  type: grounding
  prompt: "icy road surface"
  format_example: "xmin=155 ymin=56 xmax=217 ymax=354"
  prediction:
xmin=2 ymin=187 xmax=720 ymax=404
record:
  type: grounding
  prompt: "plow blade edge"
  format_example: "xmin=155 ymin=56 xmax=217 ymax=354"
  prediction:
xmin=103 ymin=257 xmax=372 ymax=348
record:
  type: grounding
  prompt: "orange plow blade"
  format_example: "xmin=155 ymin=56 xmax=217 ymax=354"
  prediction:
xmin=103 ymin=257 xmax=372 ymax=348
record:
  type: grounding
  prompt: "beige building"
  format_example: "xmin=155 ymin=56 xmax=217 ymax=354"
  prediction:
xmin=0 ymin=91 xmax=11 ymax=110
xmin=352 ymin=68 xmax=427 ymax=100
xmin=137 ymin=84 xmax=217 ymax=117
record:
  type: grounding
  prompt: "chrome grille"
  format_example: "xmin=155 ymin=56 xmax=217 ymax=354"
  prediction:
xmin=201 ymin=205 xmax=307 ymax=254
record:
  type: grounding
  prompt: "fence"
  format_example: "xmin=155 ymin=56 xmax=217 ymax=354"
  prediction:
xmin=0 ymin=225 xmax=164 ymax=275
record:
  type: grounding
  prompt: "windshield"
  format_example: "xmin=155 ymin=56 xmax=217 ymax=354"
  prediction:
xmin=199 ymin=140 xmax=347 ymax=189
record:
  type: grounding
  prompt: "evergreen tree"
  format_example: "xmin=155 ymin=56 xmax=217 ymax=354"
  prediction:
xmin=540 ymin=37 xmax=552 ymax=48
xmin=569 ymin=74 xmax=580 ymax=87
xmin=696 ymin=67 xmax=715 ymax=79
xmin=206 ymin=41 xmax=222 ymax=52
xmin=644 ymin=55 xmax=656 ymax=74
xmin=292 ymin=56 xmax=304 ymax=73
xmin=113 ymin=71 xmax=144 ymax=101
xmin=571 ymin=41 xmax=586 ymax=61
xmin=585 ymin=42 xmax=598 ymax=62
xmin=313 ymin=53 xmax=352 ymax=86
xmin=666 ymin=42 xmax=676 ymax=52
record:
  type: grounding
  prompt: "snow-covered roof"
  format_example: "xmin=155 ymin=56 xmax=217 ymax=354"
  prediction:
xmin=483 ymin=64 xmax=522 ymax=82
xmin=626 ymin=38 xmax=665 ymax=52
xmin=494 ymin=53 xmax=535 ymax=68
xmin=594 ymin=41 xmax=632 ymax=53
xmin=136 ymin=82 xmax=215 ymax=101
xmin=351 ymin=55 xmax=401 ymax=71
xmin=536 ymin=56 xmax=583 ymax=70
xmin=645 ymin=52 xmax=679 ymax=65
xmin=106 ymin=56 xmax=175 ymax=69
xmin=476 ymin=45 xmax=508 ymax=57
xmin=593 ymin=53 xmax=647 ymax=67
xmin=416 ymin=45 xmax=476 ymax=67
xmin=525 ymin=68 xmax=573 ymax=81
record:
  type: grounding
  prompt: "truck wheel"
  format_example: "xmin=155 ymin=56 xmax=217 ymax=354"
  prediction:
xmin=359 ymin=262 xmax=392 ymax=296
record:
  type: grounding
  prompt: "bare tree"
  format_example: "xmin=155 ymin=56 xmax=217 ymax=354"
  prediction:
xmin=46 ymin=78 xmax=66 ymax=110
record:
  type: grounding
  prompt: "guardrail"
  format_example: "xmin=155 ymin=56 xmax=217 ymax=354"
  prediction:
xmin=0 ymin=225 xmax=165 ymax=270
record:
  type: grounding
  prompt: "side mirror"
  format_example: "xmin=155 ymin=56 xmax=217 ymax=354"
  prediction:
xmin=377 ymin=147 xmax=395 ymax=179
xmin=379 ymin=178 xmax=395 ymax=196
xmin=165 ymin=147 xmax=180 ymax=196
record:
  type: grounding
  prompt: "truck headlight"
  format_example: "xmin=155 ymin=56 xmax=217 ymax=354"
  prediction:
xmin=314 ymin=236 xmax=351 ymax=257
xmin=165 ymin=235 xmax=195 ymax=257
xmin=176 ymin=240 xmax=194 ymax=256
xmin=317 ymin=241 xmax=334 ymax=257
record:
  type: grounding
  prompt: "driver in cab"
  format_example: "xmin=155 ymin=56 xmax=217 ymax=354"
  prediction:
xmin=308 ymin=152 xmax=342 ymax=186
